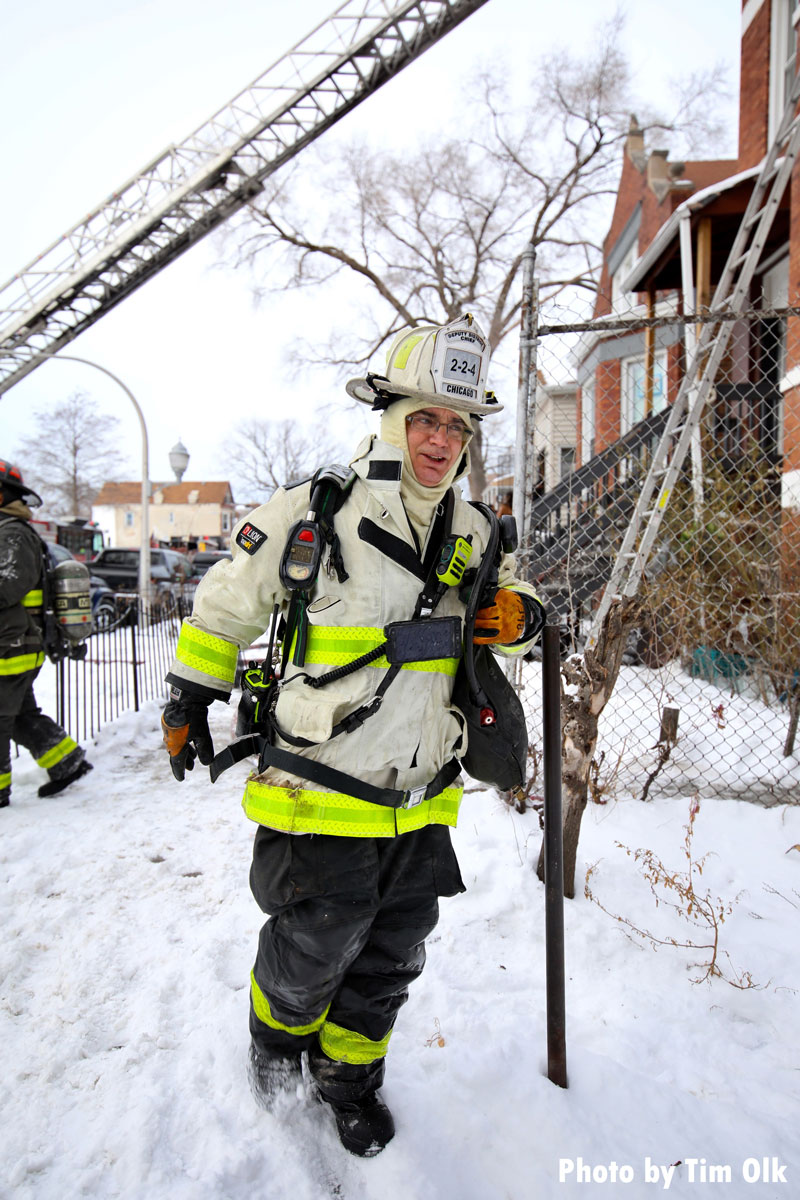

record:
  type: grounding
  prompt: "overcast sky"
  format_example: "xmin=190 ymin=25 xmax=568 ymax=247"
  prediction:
xmin=1 ymin=0 xmax=741 ymax=493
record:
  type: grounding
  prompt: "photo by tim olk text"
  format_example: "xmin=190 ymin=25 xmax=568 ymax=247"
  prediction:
xmin=559 ymin=1157 xmax=788 ymax=1188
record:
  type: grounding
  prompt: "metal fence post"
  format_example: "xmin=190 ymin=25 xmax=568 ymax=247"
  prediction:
xmin=542 ymin=622 xmax=567 ymax=1088
xmin=130 ymin=606 xmax=140 ymax=713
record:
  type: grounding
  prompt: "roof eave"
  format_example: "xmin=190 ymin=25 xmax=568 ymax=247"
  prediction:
xmin=621 ymin=162 xmax=765 ymax=294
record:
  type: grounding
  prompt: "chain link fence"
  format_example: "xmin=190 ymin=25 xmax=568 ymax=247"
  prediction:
xmin=508 ymin=301 xmax=800 ymax=807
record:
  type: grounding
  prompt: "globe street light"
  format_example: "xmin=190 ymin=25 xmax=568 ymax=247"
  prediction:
xmin=169 ymin=439 xmax=190 ymax=484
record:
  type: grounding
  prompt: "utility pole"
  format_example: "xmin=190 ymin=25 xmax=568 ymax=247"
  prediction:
xmin=513 ymin=242 xmax=537 ymax=572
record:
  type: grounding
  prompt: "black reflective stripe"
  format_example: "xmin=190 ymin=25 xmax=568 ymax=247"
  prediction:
xmin=356 ymin=490 xmax=453 ymax=582
xmin=367 ymin=461 xmax=402 ymax=481
xmin=358 ymin=519 xmax=427 ymax=580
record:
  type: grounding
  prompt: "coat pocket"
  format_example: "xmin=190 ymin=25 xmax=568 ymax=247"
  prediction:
xmin=274 ymin=685 xmax=340 ymax=744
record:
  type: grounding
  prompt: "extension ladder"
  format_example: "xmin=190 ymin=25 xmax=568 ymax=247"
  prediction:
xmin=587 ymin=62 xmax=800 ymax=647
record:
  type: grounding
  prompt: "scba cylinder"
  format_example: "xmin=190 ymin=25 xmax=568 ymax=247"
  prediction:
xmin=51 ymin=560 xmax=93 ymax=641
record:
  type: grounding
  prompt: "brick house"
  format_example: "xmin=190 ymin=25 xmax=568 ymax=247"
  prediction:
xmin=92 ymin=480 xmax=237 ymax=551
xmin=576 ymin=0 xmax=799 ymax=506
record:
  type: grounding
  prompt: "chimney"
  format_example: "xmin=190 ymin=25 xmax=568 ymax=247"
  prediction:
xmin=625 ymin=115 xmax=646 ymax=172
xmin=647 ymin=149 xmax=672 ymax=203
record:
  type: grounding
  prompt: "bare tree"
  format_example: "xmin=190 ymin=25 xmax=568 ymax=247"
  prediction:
xmin=224 ymin=14 xmax=730 ymax=499
xmin=224 ymin=418 xmax=347 ymax=503
xmin=537 ymin=595 xmax=642 ymax=897
xmin=15 ymin=390 xmax=130 ymax=517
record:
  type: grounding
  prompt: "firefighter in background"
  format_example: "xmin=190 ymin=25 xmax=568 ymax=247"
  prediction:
xmin=0 ymin=460 xmax=93 ymax=808
xmin=161 ymin=316 xmax=544 ymax=1157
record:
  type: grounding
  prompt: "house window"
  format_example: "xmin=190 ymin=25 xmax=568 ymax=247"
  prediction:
xmin=621 ymin=352 xmax=667 ymax=431
xmin=762 ymin=253 xmax=789 ymax=384
xmin=611 ymin=240 xmax=640 ymax=313
xmin=222 ymin=511 xmax=230 ymax=533
xmin=125 ymin=512 xmax=134 ymax=528
xmin=169 ymin=511 xmax=174 ymax=524
xmin=559 ymin=447 xmax=576 ymax=479
xmin=770 ymin=0 xmax=800 ymax=143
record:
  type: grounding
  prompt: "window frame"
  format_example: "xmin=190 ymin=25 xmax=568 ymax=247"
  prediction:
xmin=620 ymin=350 xmax=668 ymax=433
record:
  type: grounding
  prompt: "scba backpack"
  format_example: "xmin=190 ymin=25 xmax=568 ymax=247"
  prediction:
xmin=43 ymin=553 xmax=93 ymax=662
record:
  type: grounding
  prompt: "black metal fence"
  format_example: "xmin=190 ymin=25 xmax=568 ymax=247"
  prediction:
xmin=54 ymin=597 xmax=185 ymax=744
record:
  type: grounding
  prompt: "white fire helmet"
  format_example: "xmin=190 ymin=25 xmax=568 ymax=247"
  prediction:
xmin=346 ymin=314 xmax=502 ymax=417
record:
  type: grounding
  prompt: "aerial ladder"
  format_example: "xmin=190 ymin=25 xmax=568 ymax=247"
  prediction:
xmin=0 ymin=0 xmax=489 ymax=396
xmin=587 ymin=60 xmax=800 ymax=648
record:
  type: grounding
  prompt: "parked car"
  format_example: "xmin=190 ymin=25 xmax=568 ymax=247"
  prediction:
xmin=45 ymin=542 xmax=118 ymax=631
xmin=89 ymin=547 xmax=194 ymax=594
xmin=191 ymin=550 xmax=232 ymax=578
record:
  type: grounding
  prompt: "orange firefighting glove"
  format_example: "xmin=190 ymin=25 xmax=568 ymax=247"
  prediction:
xmin=161 ymin=687 xmax=215 ymax=781
xmin=473 ymin=589 xmax=544 ymax=646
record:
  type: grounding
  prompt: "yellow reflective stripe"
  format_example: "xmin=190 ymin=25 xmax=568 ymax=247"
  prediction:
xmin=175 ymin=622 xmax=238 ymax=683
xmin=0 ymin=652 xmax=45 ymax=675
xmin=22 ymin=590 xmax=43 ymax=607
xmin=0 ymin=770 xmax=10 ymax=790
xmin=320 ymin=1020 xmax=392 ymax=1065
xmin=243 ymin=779 xmax=462 ymax=838
xmin=303 ymin=626 xmax=383 ymax=664
xmin=391 ymin=333 xmax=424 ymax=370
xmin=36 ymin=736 xmax=79 ymax=770
xmin=250 ymin=973 xmax=329 ymax=1036
xmin=302 ymin=626 xmax=459 ymax=676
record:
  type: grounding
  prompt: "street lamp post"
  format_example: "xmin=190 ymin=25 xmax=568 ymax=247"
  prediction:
xmin=1 ymin=350 xmax=151 ymax=609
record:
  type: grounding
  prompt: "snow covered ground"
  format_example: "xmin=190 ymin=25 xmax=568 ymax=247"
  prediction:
xmin=2 ymin=696 xmax=799 ymax=1199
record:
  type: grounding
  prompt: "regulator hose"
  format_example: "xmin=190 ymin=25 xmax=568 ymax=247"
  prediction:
xmin=461 ymin=501 xmax=501 ymax=711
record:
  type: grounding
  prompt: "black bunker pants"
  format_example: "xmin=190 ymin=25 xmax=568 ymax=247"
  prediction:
xmin=249 ymin=822 xmax=464 ymax=1101
xmin=0 ymin=667 xmax=83 ymax=802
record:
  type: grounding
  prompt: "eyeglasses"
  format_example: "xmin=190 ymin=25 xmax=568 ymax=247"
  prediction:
xmin=406 ymin=412 xmax=470 ymax=442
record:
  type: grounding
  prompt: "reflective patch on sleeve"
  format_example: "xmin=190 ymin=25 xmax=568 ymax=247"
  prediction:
xmin=175 ymin=622 xmax=238 ymax=683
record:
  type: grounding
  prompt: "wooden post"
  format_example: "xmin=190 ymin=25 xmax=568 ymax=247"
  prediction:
xmin=644 ymin=286 xmax=656 ymax=417
xmin=658 ymin=706 xmax=680 ymax=746
xmin=696 ymin=218 xmax=712 ymax=311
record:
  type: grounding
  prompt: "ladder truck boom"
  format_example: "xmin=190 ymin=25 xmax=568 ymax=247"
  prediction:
xmin=0 ymin=0 xmax=490 ymax=396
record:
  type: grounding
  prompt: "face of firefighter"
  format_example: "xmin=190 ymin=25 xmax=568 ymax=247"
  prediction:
xmin=405 ymin=406 xmax=468 ymax=487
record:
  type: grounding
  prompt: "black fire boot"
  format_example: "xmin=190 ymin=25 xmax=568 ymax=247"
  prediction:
xmin=0 ymin=788 xmax=9 ymax=809
xmin=308 ymin=1042 xmax=395 ymax=1157
xmin=38 ymin=760 xmax=93 ymax=798
xmin=324 ymin=1092 xmax=395 ymax=1158
xmin=247 ymin=1040 xmax=302 ymax=1111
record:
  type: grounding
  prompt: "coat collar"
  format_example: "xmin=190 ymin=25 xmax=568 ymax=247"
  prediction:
xmin=350 ymin=436 xmax=417 ymax=549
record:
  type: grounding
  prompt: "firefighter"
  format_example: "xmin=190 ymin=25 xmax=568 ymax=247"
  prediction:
xmin=0 ymin=460 xmax=93 ymax=809
xmin=161 ymin=315 xmax=544 ymax=1157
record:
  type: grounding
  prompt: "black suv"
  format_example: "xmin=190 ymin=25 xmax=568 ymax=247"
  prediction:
xmin=191 ymin=550 xmax=232 ymax=577
xmin=90 ymin=547 xmax=193 ymax=593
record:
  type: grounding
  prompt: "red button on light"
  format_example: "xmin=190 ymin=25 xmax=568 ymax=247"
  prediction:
xmin=298 ymin=528 xmax=314 ymax=542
